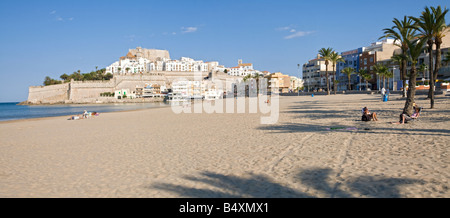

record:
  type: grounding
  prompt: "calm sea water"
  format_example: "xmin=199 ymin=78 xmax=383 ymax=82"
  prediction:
xmin=0 ymin=102 xmax=169 ymax=122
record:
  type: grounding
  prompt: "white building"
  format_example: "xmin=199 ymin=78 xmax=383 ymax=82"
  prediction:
xmin=171 ymin=79 xmax=225 ymax=99
xmin=171 ymin=80 xmax=203 ymax=98
xmin=164 ymin=57 xmax=208 ymax=72
xmin=107 ymin=50 xmax=217 ymax=74
xmin=290 ymin=76 xmax=304 ymax=91
xmin=302 ymin=54 xmax=331 ymax=91
xmin=205 ymin=62 xmax=219 ymax=72
xmin=114 ymin=89 xmax=136 ymax=99
xmin=148 ymin=57 xmax=210 ymax=72
xmin=227 ymin=59 xmax=263 ymax=77
xmin=106 ymin=52 xmax=151 ymax=74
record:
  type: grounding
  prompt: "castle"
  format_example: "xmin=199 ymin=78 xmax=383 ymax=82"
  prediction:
xmin=25 ymin=47 xmax=241 ymax=104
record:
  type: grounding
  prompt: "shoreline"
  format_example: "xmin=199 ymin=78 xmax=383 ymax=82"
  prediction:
xmin=3 ymin=94 xmax=448 ymax=124
xmin=0 ymin=102 xmax=172 ymax=124
xmin=17 ymin=98 xmax=165 ymax=106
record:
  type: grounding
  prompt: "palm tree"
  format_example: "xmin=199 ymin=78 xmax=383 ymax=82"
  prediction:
xmin=72 ymin=71 xmax=83 ymax=81
xmin=391 ymin=54 xmax=408 ymax=95
xmin=330 ymin=52 xmax=345 ymax=94
xmin=410 ymin=6 xmax=438 ymax=108
xmin=60 ymin=73 xmax=70 ymax=81
xmin=252 ymin=73 xmax=264 ymax=93
xmin=341 ymin=67 xmax=355 ymax=91
xmin=385 ymin=69 xmax=394 ymax=90
xmin=357 ymin=68 xmax=368 ymax=91
xmin=432 ymin=6 xmax=449 ymax=91
xmin=318 ymin=47 xmax=334 ymax=95
xmin=401 ymin=38 xmax=426 ymax=115
xmin=418 ymin=63 xmax=428 ymax=81
xmin=380 ymin=16 xmax=416 ymax=97
xmin=242 ymin=74 xmax=252 ymax=82
xmin=373 ymin=63 xmax=389 ymax=89
xmin=361 ymin=70 xmax=372 ymax=91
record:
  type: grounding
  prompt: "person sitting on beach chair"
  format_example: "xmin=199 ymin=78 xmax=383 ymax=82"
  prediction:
xmin=393 ymin=106 xmax=421 ymax=124
xmin=362 ymin=107 xmax=378 ymax=121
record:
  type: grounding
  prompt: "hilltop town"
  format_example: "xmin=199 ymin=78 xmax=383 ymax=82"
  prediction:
xmin=25 ymin=47 xmax=303 ymax=104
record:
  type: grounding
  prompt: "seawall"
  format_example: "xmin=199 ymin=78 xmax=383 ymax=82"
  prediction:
xmin=26 ymin=72 xmax=210 ymax=105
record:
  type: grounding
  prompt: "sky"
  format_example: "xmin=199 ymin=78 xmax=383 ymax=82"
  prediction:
xmin=0 ymin=0 xmax=448 ymax=102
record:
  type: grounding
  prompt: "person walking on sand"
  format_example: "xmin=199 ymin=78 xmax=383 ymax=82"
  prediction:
xmin=83 ymin=110 xmax=88 ymax=119
xmin=381 ymin=87 xmax=386 ymax=100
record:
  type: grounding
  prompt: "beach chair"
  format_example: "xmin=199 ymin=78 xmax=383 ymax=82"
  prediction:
xmin=403 ymin=107 xmax=423 ymax=123
xmin=410 ymin=107 xmax=423 ymax=122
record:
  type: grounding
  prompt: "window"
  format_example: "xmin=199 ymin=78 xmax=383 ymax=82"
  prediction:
xmin=370 ymin=57 xmax=374 ymax=63
xmin=364 ymin=58 xmax=367 ymax=65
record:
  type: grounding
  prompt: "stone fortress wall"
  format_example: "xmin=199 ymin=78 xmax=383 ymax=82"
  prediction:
xmin=27 ymin=83 xmax=70 ymax=104
xmin=27 ymin=72 xmax=210 ymax=104
xmin=128 ymin=47 xmax=171 ymax=62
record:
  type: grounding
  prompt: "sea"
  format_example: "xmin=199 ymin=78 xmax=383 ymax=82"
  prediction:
xmin=0 ymin=102 xmax=170 ymax=122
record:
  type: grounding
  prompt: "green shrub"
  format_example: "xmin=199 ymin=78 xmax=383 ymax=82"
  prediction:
xmin=43 ymin=76 xmax=63 ymax=86
xmin=100 ymin=92 xmax=114 ymax=97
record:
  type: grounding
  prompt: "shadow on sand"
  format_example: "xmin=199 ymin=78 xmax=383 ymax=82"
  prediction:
xmin=256 ymin=121 xmax=450 ymax=136
xmin=151 ymin=168 xmax=423 ymax=198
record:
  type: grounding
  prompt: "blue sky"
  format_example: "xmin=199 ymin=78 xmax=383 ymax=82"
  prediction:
xmin=0 ymin=0 xmax=448 ymax=102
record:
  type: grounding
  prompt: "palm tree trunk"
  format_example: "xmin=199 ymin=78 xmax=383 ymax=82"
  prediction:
xmin=348 ymin=75 xmax=351 ymax=90
xmin=401 ymin=59 xmax=407 ymax=97
xmin=427 ymin=41 xmax=434 ymax=107
xmin=325 ymin=65 xmax=330 ymax=95
xmin=388 ymin=77 xmax=394 ymax=89
xmin=365 ymin=80 xmax=369 ymax=91
xmin=387 ymin=77 xmax=390 ymax=90
xmin=332 ymin=64 xmax=337 ymax=95
xmin=403 ymin=66 xmax=417 ymax=115
xmin=432 ymin=39 xmax=443 ymax=109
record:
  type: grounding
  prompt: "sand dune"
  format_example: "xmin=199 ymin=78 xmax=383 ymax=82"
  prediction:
xmin=0 ymin=94 xmax=449 ymax=198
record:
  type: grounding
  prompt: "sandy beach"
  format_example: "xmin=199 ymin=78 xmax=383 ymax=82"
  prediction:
xmin=0 ymin=94 xmax=449 ymax=198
